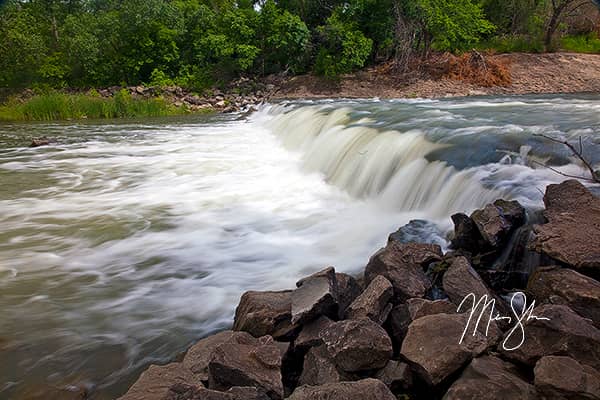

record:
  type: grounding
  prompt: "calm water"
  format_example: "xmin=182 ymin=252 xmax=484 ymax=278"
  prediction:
xmin=1 ymin=96 xmax=599 ymax=399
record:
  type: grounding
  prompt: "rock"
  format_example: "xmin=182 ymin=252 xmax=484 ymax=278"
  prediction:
xmin=443 ymin=356 xmax=538 ymax=400
xmin=443 ymin=256 xmax=508 ymax=315
xmin=166 ymin=384 xmax=269 ymax=400
xmin=119 ymin=363 xmax=197 ymax=400
xmin=527 ymin=266 xmax=600 ymax=327
xmin=400 ymin=313 xmax=500 ymax=386
xmin=335 ymin=273 xmax=363 ymax=319
xmin=30 ymin=137 xmax=50 ymax=147
xmin=298 ymin=345 xmax=347 ymax=386
xmin=533 ymin=180 xmax=600 ymax=270
xmin=534 ymin=356 xmax=600 ymax=400
xmin=450 ymin=213 xmax=482 ymax=253
xmin=470 ymin=199 xmax=525 ymax=248
xmin=500 ymin=304 xmax=600 ymax=370
xmin=321 ymin=318 xmax=392 ymax=372
xmin=374 ymin=360 xmax=412 ymax=391
xmin=287 ymin=379 xmax=396 ymax=400
xmin=364 ymin=242 xmax=442 ymax=303
xmin=183 ymin=331 xmax=256 ymax=383
xmin=233 ymin=290 xmax=297 ymax=340
xmin=292 ymin=267 xmax=339 ymax=325
xmin=207 ymin=336 xmax=284 ymax=399
xmin=215 ymin=100 xmax=226 ymax=107
xmin=344 ymin=275 xmax=393 ymax=325
xmin=388 ymin=219 xmax=447 ymax=248
xmin=294 ymin=316 xmax=334 ymax=350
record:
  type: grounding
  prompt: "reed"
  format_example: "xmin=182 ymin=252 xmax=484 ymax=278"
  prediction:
xmin=0 ymin=90 xmax=188 ymax=121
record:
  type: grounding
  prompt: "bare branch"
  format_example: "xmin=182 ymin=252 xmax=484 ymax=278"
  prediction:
xmin=533 ymin=134 xmax=600 ymax=183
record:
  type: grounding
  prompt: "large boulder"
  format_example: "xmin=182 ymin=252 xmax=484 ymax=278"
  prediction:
xmin=294 ymin=316 xmax=334 ymax=351
xmin=532 ymin=180 xmax=600 ymax=271
xmin=119 ymin=363 xmax=197 ymax=400
xmin=450 ymin=213 xmax=482 ymax=253
xmin=287 ymin=379 xmax=396 ymax=400
xmin=470 ymin=199 xmax=526 ymax=249
xmin=364 ymin=242 xmax=442 ymax=303
xmin=183 ymin=331 xmax=256 ymax=383
xmin=166 ymin=384 xmax=269 ymax=400
xmin=443 ymin=356 xmax=538 ymax=400
xmin=292 ymin=267 xmax=339 ymax=325
xmin=400 ymin=313 xmax=500 ymax=386
xmin=527 ymin=266 xmax=600 ymax=327
xmin=344 ymin=275 xmax=393 ymax=325
xmin=534 ymin=356 xmax=600 ymax=400
xmin=233 ymin=290 xmax=297 ymax=340
xmin=297 ymin=345 xmax=348 ymax=387
xmin=207 ymin=336 xmax=284 ymax=399
xmin=335 ymin=273 xmax=363 ymax=319
xmin=500 ymin=304 xmax=600 ymax=370
xmin=320 ymin=318 xmax=392 ymax=373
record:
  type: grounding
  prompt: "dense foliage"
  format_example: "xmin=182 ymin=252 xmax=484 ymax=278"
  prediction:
xmin=0 ymin=0 xmax=598 ymax=88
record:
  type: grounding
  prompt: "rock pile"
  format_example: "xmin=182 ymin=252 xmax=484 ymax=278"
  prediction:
xmin=121 ymin=180 xmax=600 ymax=400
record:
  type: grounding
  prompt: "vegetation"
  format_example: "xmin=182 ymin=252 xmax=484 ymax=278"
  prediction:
xmin=0 ymin=0 xmax=598 ymax=88
xmin=0 ymin=91 xmax=185 ymax=121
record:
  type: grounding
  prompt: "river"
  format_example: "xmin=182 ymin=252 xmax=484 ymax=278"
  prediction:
xmin=1 ymin=95 xmax=599 ymax=399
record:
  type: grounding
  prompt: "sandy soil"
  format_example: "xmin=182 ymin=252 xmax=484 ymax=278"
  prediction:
xmin=272 ymin=52 xmax=600 ymax=99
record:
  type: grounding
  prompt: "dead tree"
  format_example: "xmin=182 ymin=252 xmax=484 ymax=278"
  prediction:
xmin=534 ymin=134 xmax=600 ymax=183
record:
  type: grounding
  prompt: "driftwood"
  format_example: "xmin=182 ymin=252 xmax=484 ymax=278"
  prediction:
xmin=534 ymin=134 xmax=600 ymax=183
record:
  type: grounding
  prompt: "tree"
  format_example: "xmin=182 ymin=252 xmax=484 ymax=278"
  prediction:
xmin=544 ymin=0 xmax=592 ymax=49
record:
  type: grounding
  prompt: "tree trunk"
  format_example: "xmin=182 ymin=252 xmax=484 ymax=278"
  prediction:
xmin=545 ymin=1 xmax=569 ymax=50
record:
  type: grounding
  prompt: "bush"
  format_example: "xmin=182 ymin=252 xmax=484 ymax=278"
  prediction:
xmin=560 ymin=33 xmax=600 ymax=53
xmin=477 ymin=35 xmax=545 ymax=53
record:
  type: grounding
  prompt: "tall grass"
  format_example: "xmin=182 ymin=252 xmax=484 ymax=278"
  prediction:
xmin=477 ymin=35 xmax=545 ymax=53
xmin=0 ymin=90 xmax=187 ymax=121
xmin=560 ymin=33 xmax=600 ymax=54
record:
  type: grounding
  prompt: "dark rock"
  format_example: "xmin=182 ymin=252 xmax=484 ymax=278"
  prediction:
xmin=364 ymin=242 xmax=442 ymax=303
xmin=374 ymin=360 xmax=412 ymax=392
xmin=388 ymin=220 xmax=447 ymax=248
xmin=294 ymin=316 xmax=334 ymax=350
xmin=500 ymin=304 xmax=600 ymax=370
xmin=344 ymin=275 xmax=393 ymax=325
xmin=335 ymin=273 xmax=363 ymax=319
xmin=30 ymin=137 xmax=50 ymax=147
xmin=321 ymin=318 xmax=392 ymax=373
xmin=166 ymin=384 xmax=269 ymax=400
xmin=534 ymin=356 xmax=600 ymax=400
xmin=233 ymin=290 xmax=297 ymax=340
xmin=400 ymin=313 xmax=500 ymax=386
xmin=183 ymin=331 xmax=256 ymax=383
xmin=450 ymin=213 xmax=482 ymax=253
xmin=533 ymin=180 xmax=600 ymax=271
xmin=443 ymin=355 xmax=538 ymax=400
xmin=207 ymin=336 xmax=284 ymax=399
xmin=292 ymin=267 xmax=339 ymax=325
xmin=287 ymin=379 xmax=396 ymax=400
xmin=527 ymin=266 xmax=600 ymax=327
xmin=298 ymin=345 xmax=347 ymax=386
xmin=470 ymin=199 xmax=525 ymax=249
xmin=119 ymin=363 xmax=197 ymax=400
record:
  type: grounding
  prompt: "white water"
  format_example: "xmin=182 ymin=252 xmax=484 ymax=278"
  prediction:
xmin=0 ymin=96 xmax=598 ymax=398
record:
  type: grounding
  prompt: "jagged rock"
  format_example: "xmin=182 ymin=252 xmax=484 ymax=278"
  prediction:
xmin=443 ymin=256 xmax=508 ymax=315
xmin=294 ymin=316 xmax=334 ymax=350
xmin=292 ymin=267 xmax=339 ymax=325
xmin=527 ymin=266 xmax=600 ymax=327
xmin=335 ymin=273 xmax=363 ymax=318
xmin=533 ymin=180 xmax=600 ymax=271
xmin=119 ymin=363 xmax=197 ymax=400
xmin=400 ymin=313 xmax=500 ymax=386
xmin=207 ymin=336 xmax=284 ymax=399
xmin=298 ymin=345 xmax=347 ymax=386
xmin=287 ymin=379 xmax=396 ymax=400
xmin=500 ymin=304 xmax=600 ymax=370
xmin=443 ymin=356 xmax=538 ymax=400
xmin=388 ymin=219 xmax=446 ymax=247
xmin=450 ymin=213 xmax=482 ymax=253
xmin=470 ymin=199 xmax=525 ymax=249
xmin=534 ymin=356 xmax=600 ymax=400
xmin=364 ymin=242 xmax=442 ymax=303
xmin=166 ymin=384 xmax=269 ymax=400
xmin=321 ymin=319 xmax=392 ymax=373
xmin=30 ymin=137 xmax=50 ymax=147
xmin=374 ymin=360 xmax=412 ymax=391
xmin=233 ymin=290 xmax=297 ymax=340
xmin=344 ymin=275 xmax=393 ymax=325
xmin=183 ymin=331 xmax=256 ymax=383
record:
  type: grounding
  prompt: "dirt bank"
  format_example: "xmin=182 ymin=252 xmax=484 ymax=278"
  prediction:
xmin=271 ymin=52 xmax=600 ymax=99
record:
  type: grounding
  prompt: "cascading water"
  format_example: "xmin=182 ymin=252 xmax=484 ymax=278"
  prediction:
xmin=1 ymin=95 xmax=599 ymax=399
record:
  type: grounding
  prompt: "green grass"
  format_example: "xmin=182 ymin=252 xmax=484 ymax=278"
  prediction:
xmin=477 ymin=35 xmax=545 ymax=53
xmin=560 ymin=33 xmax=600 ymax=54
xmin=0 ymin=90 xmax=188 ymax=121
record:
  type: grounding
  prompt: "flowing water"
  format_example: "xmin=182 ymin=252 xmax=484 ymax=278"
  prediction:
xmin=1 ymin=95 xmax=599 ymax=399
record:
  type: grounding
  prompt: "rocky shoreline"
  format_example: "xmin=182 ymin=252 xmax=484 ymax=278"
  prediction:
xmin=120 ymin=179 xmax=600 ymax=400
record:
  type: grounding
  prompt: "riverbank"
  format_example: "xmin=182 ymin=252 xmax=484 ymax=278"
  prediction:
xmin=120 ymin=179 xmax=600 ymax=400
